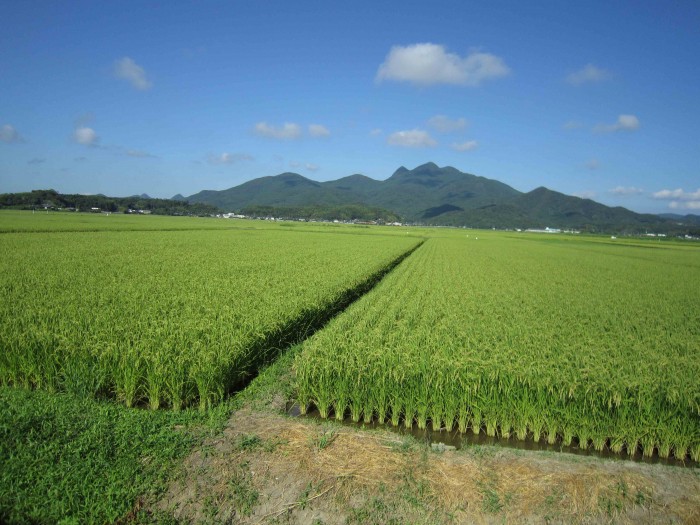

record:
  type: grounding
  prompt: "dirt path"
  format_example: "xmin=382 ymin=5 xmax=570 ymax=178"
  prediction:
xmin=154 ymin=408 xmax=700 ymax=524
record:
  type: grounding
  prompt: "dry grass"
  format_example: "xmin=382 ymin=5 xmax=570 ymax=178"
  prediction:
xmin=156 ymin=409 xmax=700 ymax=524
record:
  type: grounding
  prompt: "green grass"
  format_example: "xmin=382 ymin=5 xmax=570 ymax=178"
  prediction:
xmin=0 ymin=386 xmax=232 ymax=524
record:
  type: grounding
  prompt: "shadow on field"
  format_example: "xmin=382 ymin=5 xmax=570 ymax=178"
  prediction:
xmin=222 ymin=240 xmax=425 ymax=399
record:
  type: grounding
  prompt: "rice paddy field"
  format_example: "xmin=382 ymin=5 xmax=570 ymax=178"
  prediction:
xmin=1 ymin=210 xmax=699 ymax=523
xmin=295 ymin=233 xmax=700 ymax=461
xmin=0 ymin=211 xmax=421 ymax=410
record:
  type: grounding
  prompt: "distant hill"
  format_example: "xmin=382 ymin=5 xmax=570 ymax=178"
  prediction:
xmin=658 ymin=213 xmax=700 ymax=225
xmin=186 ymin=162 xmax=519 ymax=220
xmin=182 ymin=163 xmax=697 ymax=233
xmin=0 ymin=189 xmax=218 ymax=216
xmin=241 ymin=203 xmax=401 ymax=223
xmin=426 ymin=186 xmax=671 ymax=230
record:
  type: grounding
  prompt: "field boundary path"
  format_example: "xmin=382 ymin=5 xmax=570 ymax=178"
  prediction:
xmin=228 ymin=239 xmax=425 ymax=396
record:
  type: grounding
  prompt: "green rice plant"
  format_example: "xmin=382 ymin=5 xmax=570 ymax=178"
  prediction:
xmin=113 ymin=349 xmax=144 ymax=408
xmin=530 ymin=413 xmax=545 ymax=443
xmin=641 ymin=435 xmax=657 ymax=458
xmin=609 ymin=437 xmax=625 ymax=454
xmin=457 ymin=404 xmax=470 ymax=434
xmin=592 ymin=435 xmax=607 ymax=452
xmin=470 ymin=406 xmax=482 ymax=435
xmin=545 ymin=418 xmax=559 ymax=445
xmin=0 ymin=217 xmax=421 ymax=411
xmin=294 ymin=233 xmax=700 ymax=459
xmin=691 ymin=444 xmax=700 ymax=462
xmin=562 ymin=427 xmax=575 ymax=447
xmin=485 ymin=416 xmax=498 ymax=438
xmin=372 ymin=378 xmax=388 ymax=425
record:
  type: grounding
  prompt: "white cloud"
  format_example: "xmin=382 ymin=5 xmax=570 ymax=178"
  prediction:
xmin=574 ymin=191 xmax=597 ymax=199
xmin=428 ymin=115 xmax=467 ymax=133
xmin=451 ymin=140 xmax=478 ymax=152
xmin=609 ymin=186 xmax=644 ymax=196
xmin=208 ymin=152 xmax=253 ymax=165
xmin=669 ymin=201 xmax=700 ymax=210
xmin=73 ymin=126 xmax=99 ymax=146
xmin=369 ymin=128 xmax=383 ymax=136
xmin=254 ymin=122 xmax=302 ymax=140
xmin=0 ymin=124 xmax=25 ymax=143
xmin=563 ymin=120 xmax=583 ymax=130
xmin=653 ymin=188 xmax=700 ymax=200
xmin=308 ymin=124 xmax=330 ymax=137
xmin=376 ymin=43 xmax=510 ymax=87
xmin=387 ymin=129 xmax=437 ymax=148
xmin=616 ymin=115 xmax=640 ymax=130
xmin=113 ymin=57 xmax=152 ymax=90
xmin=594 ymin=114 xmax=640 ymax=133
xmin=585 ymin=158 xmax=600 ymax=170
xmin=289 ymin=161 xmax=319 ymax=171
xmin=656 ymin=188 xmax=700 ymax=212
xmin=566 ymin=64 xmax=610 ymax=85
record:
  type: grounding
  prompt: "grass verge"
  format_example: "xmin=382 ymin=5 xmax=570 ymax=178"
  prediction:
xmin=0 ymin=386 xmax=232 ymax=524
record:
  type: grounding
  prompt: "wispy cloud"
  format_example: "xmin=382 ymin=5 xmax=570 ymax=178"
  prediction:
xmin=563 ymin=120 xmax=583 ymax=130
xmin=428 ymin=115 xmax=467 ymax=133
xmin=73 ymin=126 xmax=99 ymax=147
xmin=653 ymin=188 xmax=700 ymax=211
xmin=566 ymin=64 xmax=610 ymax=85
xmin=451 ymin=140 xmax=478 ymax=152
xmin=609 ymin=186 xmax=644 ymax=196
xmin=0 ymin=124 xmax=25 ymax=143
xmin=207 ymin=152 xmax=253 ymax=165
xmin=376 ymin=43 xmax=510 ymax=87
xmin=113 ymin=57 xmax=152 ymax=90
xmin=254 ymin=122 xmax=302 ymax=140
xmin=574 ymin=190 xmax=597 ymax=199
xmin=584 ymin=158 xmax=600 ymax=170
xmin=669 ymin=201 xmax=700 ymax=210
xmin=308 ymin=124 xmax=330 ymax=137
xmin=652 ymin=188 xmax=700 ymax=200
xmin=369 ymin=128 xmax=383 ymax=136
xmin=387 ymin=129 xmax=437 ymax=147
xmin=594 ymin=114 xmax=640 ymax=133
xmin=289 ymin=161 xmax=319 ymax=172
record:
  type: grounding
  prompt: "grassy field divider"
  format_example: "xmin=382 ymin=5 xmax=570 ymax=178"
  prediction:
xmin=220 ymin=239 xmax=425 ymax=401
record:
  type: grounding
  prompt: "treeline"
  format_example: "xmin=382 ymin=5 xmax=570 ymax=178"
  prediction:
xmin=0 ymin=189 xmax=219 ymax=216
xmin=241 ymin=203 xmax=402 ymax=222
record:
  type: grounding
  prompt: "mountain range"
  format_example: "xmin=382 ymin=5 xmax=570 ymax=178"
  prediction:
xmin=181 ymin=163 xmax=699 ymax=233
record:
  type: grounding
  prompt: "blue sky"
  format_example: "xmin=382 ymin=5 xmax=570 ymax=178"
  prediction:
xmin=1 ymin=1 xmax=699 ymax=213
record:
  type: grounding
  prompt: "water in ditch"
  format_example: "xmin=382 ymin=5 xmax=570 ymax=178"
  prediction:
xmin=286 ymin=403 xmax=697 ymax=468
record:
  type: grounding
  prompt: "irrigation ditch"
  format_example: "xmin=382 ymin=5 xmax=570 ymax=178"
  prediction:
xmin=223 ymin=238 xmax=426 ymax=398
xmin=284 ymin=403 xmax=697 ymax=468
